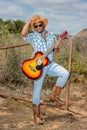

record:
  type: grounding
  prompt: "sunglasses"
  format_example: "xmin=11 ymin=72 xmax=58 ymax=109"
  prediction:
xmin=34 ymin=23 xmax=43 ymax=28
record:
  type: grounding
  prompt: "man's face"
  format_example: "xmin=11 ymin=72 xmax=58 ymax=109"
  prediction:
xmin=34 ymin=22 xmax=44 ymax=33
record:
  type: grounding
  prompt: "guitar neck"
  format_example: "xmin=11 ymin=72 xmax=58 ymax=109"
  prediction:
xmin=40 ymin=37 xmax=61 ymax=61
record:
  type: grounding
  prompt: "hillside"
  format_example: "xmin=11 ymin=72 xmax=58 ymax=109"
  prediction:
xmin=77 ymin=29 xmax=87 ymax=37
xmin=71 ymin=28 xmax=87 ymax=56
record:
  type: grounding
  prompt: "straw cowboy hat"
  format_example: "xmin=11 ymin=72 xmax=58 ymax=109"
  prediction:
xmin=30 ymin=15 xmax=48 ymax=30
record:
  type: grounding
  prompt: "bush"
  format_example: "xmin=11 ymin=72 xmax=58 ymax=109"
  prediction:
xmin=0 ymin=33 xmax=33 ymax=89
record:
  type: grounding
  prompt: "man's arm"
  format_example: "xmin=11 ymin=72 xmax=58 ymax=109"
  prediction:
xmin=21 ymin=15 xmax=39 ymax=37
xmin=54 ymin=41 xmax=60 ymax=52
xmin=21 ymin=19 xmax=32 ymax=37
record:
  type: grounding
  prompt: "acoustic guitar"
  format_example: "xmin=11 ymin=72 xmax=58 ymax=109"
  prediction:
xmin=21 ymin=31 xmax=68 ymax=80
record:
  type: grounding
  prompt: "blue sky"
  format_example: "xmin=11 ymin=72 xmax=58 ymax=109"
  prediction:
xmin=0 ymin=0 xmax=87 ymax=35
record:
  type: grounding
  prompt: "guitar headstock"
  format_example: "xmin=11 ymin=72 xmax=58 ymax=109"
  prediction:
xmin=60 ymin=31 xmax=68 ymax=40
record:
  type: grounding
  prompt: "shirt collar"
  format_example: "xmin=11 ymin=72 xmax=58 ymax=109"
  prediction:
xmin=34 ymin=30 xmax=48 ymax=36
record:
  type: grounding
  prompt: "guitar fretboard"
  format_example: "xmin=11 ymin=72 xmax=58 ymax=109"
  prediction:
xmin=40 ymin=37 xmax=61 ymax=61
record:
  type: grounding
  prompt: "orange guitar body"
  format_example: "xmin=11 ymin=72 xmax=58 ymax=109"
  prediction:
xmin=21 ymin=52 xmax=49 ymax=80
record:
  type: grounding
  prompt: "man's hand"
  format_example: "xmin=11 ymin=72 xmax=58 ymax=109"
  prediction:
xmin=21 ymin=15 xmax=40 ymax=37
xmin=54 ymin=41 xmax=60 ymax=52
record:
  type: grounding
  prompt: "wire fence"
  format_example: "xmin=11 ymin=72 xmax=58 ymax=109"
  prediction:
xmin=0 ymin=42 xmax=34 ymax=58
xmin=0 ymin=43 xmax=29 ymax=50
xmin=0 ymin=37 xmax=73 ymax=110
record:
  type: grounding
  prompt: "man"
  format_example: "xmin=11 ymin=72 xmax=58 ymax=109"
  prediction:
xmin=21 ymin=15 xmax=69 ymax=124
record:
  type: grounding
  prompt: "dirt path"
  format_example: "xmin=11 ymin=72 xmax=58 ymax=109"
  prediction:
xmin=0 ymin=83 xmax=87 ymax=130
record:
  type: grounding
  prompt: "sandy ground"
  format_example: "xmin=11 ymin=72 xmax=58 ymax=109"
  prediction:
xmin=0 ymin=83 xmax=87 ymax=130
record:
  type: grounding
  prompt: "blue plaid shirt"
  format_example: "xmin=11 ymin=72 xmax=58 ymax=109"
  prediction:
xmin=23 ymin=30 xmax=57 ymax=61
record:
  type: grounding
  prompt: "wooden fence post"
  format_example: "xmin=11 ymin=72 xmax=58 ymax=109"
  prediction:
xmin=65 ymin=37 xmax=73 ymax=110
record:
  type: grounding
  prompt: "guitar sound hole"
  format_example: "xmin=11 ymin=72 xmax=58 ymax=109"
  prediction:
xmin=36 ymin=63 xmax=43 ymax=70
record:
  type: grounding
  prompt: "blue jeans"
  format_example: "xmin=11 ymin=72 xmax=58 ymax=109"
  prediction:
xmin=32 ymin=62 xmax=69 ymax=105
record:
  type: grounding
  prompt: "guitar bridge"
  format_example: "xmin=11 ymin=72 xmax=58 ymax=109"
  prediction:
xmin=28 ymin=65 xmax=36 ymax=72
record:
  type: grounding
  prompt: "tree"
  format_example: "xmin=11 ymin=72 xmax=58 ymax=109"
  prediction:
xmin=13 ymin=20 xmax=25 ymax=33
xmin=4 ymin=20 xmax=16 ymax=33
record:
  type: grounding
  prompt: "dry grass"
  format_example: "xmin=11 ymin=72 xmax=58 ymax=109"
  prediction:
xmin=0 ymin=30 xmax=87 ymax=129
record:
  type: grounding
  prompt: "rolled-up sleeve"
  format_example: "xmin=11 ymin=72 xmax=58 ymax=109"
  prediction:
xmin=53 ymin=35 xmax=57 ymax=42
xmin=22 ymin=33 xmax=34 ymax=45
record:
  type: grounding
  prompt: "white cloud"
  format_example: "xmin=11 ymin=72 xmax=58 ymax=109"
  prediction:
xmin=0 ymin=0 xmax=87 ymax=35
xmin=0 ymin=1 xmax=24 ymax=19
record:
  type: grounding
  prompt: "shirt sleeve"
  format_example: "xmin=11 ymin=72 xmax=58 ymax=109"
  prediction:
xmin=22 ymin=33 xmax=34 ymax=45
xmin=53 ymin=34 xmax=57 ymax=42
